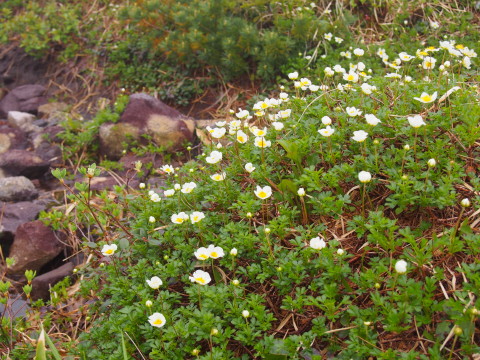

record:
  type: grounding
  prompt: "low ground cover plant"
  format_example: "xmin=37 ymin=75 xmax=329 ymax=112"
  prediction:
xmin=23 ymin=32 xmax=477 ymax=359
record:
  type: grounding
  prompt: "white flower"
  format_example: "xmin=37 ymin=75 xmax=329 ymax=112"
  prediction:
xmin=430 ymin=21 xmax=440 ymax=29
xmin=211 ymin=172 xmax=226 ymax=181
xmin=236 ymin=109 xmax=250 ymax=119
xmin=235 ymin=130 xmax=248 ymax=144
xmin=288 ymin=71 xmax=299 ymax=80
xmin=145 ymin=300 xmax=153 ymax=307
xmin=190 ymin=211 xmax=205 ymax=224
xmin=353 ymin=48 xmax=364 ymax=56
xmin=279 ymin=92 xmax=289 ymax=100
xmin=181 ymin=182 xmax=197 ymax=194
xmin=189 ymin=270 xmax=211 ymax=285
xmin=395 ymin=260 xmax=408 ymax=274
xmin=398 ymin=52 xmax=414 ymax=61
xmin=324 ymin=67 xmax=335 ymax=76
xmin=101 ymin=244 xmax=117 ymax=256
xmin=164 ymin=189 xmax=175 ymax=197
xmin=318 ymin=126 xmax=335 ymax=137
xmin=351 ymin=130 xmax=368 ymax=142
xmin=337 ymin=248 xmax=345 ymax=256
xmin=149 ymin=216 xmax=156 ymax=223
xmin=205 ymin=150 xmax=222 ymax=164
xmin=343 ymin=72 xmax=359 ymax=83
xmin=174 ymin=183 xmax=181 ymax=190
xmin=254 ymin=185 xmax=272 ymax=199
xmin=297 ymin=188 xmax=306 ymax=196
xmin=358 ymin=171 xmax=372 ymax=183
xmin=309 ymin=85 xmax=320 ymax=92
xmin=171 ymin=212 xmax=189 ymax=224
xmin=278 ymin=109 xmax=291 ymax=118
xmin=422 ymin=56 xmax=436 ymax=69
xmin=245 ymin=163 xmax=256 ymax=173
xmin=310 ymin=236 xmax=326 ymax=250
xmin=146 ymin=276 xmax=163 ymax=289
xmin=210 ymin=127 xmax=226 ymax=139
xmin=161 ymin=164 xmax=174 ymax=174
xmin=324 ymin=33 xmax=333 ymax=41
xmin=139 ymin=183 xmax=146 ymax=189
xmin=414 ymin=91 xmax=437 ymax=103
xmin=230 ymin=248 xmax=238 ymax=256
xmin=385 ymin=73 xmax=402 ymax=79
xmin=365 ymin=114 xmax=381 ymax=126
xmin=194 ymin=247 xmax=210 ymax=260
xmin=321 ymin=116 xmax=332 ymax=125
xmin=460 ymin=198 xmax=471 ymax=207
xmin=333 ymin=64 xmax=346 ymax=73
xmin=335 ymin=37 xmax=343 ymax=44
xmin=254 ymin=137 xmax=271 ymax=148
xmin=361 ymin=83 xmax=374 ymax=95
xmin=148 ymin=312 xmax=166 ymax=328
xmin=242 ymin=310 xmax=250 ymax=318
xmin=272 ymin=121 xmax=284 ymax=130
xmin=251 ymin=126 xmax=267 ymax=137
xmin=150 ymin=192 xmax=161 ymax=202
xmin=462 ymin=56 xmax=471 ymax=69
xmin=346 ymin=107 xmax=362 ymax=117
xmin=207 ymin=244 xmax=224 ymax=259
xmin=407 ymin=115 xmax=426 ymax=128
xmin=427 ymin=158 xmax=436 ymax=167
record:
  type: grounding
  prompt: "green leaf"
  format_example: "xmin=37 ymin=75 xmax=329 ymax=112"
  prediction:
xmin=121 ymin=332 xmax=128 ymax=360
xmin=45 ymin=331 xmax=63 ymax=360
xmin=35 ymin=326 xmax=46 ymax=360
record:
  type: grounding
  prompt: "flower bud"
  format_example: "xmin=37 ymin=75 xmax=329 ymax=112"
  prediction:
xmin=337 ymin=248 xmax=345 ymax=256
xmin=139 ymin=183 xmax=146 ymax=189
xmin=230 ymin=248 xmax=238 ymax=256
xmin=297 ymin=188 xmax=306 ymax=196
xmin=395 ymin=260 xmax=408 ymax=274
xmin=265 ymin=228 xmax=271 ymax=234
xmin=453 ymin=325 xmax=463 ymax=336
xmin=192 ymin=349 xmax=200 ymax=356
xmin=246 ymin=212 xmax=252 ymax=218
xmin=210 ymin=328 xmax=219 ymax=336
xmin=460 ymin=198 xmax=471 ymax=207
xmin=145 ymin=300 xmax=153 ymax=307
xmin=232 ymin=279 xmax=240 ymax=286
xmin=403 ymin=144 xmax=410 ymax=150
xmin=242 ymin=310 xmax=250 ymax=318
xmin=374 ymin=283 xmax=381 ymax=289
xmin=427 ymin=158 xmax=436 ymax=168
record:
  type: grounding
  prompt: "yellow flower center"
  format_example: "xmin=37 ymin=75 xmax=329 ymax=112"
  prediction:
xmin=199 ymin=254 xmax=208 ymax=259
xmin=425 ymin=62 xmax=432 ymax=68
xmin=175 ymin=218 xmax=184 ymax=223
xmin=260 ymin=102 xmax=269 ymax=109
xmin=347 ymin=75 xmax=354 ymax=81
xmin=421 ymin=95 xmax=432 ymax=102
xmin=456 ymin=44 xmax=464 ymax=49
xmin=238 ymin=136 xmax=245 ymax=142
xmin=419 ymin=51 xmax=428 ymax=56
xmin=105 ymin=249 xmax=113 ymax=254
xmin=258 ymin=191 xmax=267 ymax=198
xmin=153 ymin=318 xmax=163 ymax=325
xmin=196 ymin=277 xmax=206 ymax=284
xmin=211 ymin=252 xmax=218 ymax=257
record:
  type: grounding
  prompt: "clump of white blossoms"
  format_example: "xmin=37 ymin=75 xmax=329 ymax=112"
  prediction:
xmin=310 ymin=236 xmax=326 ymax=250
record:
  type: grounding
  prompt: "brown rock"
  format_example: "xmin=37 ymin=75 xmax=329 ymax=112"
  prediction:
xmin=31 ymin=262 xmax=75 ymax=301
xmin=37 ymin=102 xmax=69 ymax=118
xmin=0 ymin=149 xmax=50 ymax=179
xmin=99 ymin=93 xmax=195 ymax=159
xmin=7 ymin=220 xmax=64 ymax=275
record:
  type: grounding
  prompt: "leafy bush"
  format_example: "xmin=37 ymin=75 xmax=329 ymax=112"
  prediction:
xmin=45 ymin=31 xmax=480 ymax=359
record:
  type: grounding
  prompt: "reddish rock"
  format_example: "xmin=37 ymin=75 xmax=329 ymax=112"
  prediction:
xmin=99 ymin=93 xmax=195 ymax=159
xmin=0 ymin=85 xmax=47 ymax=118
xmin=0 ymin=149 xmax=50 ymax=179
xmin=0 ymin=201 xmax=46 ymax=235
xmin=0 ymin=124 xmax=28 ymax=154
xmin=6 ymin=220 xmax=65 ymax=275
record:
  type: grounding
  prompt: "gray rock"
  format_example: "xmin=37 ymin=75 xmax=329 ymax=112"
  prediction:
xmin=7 ymin=111 xmax=41 ymax=134
xmin=0 ymin=201 xmax=46 ymax=235
xmin=0 ymin=85 xmax=47 ymax=118
xmin=31 ymin=261 xmax=75 ymax=301
xmin=0 ymin=176 xmax=38 ymax=201
xmin=0 ymin=295 xmax=29 ymax=320
xmin=99 ymin=93 xmax=195 ymax=159
xmin=0 ymin=149 xmax=50 ymax=179
xmin=6 ymin=220 xmax=64 ymax=275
